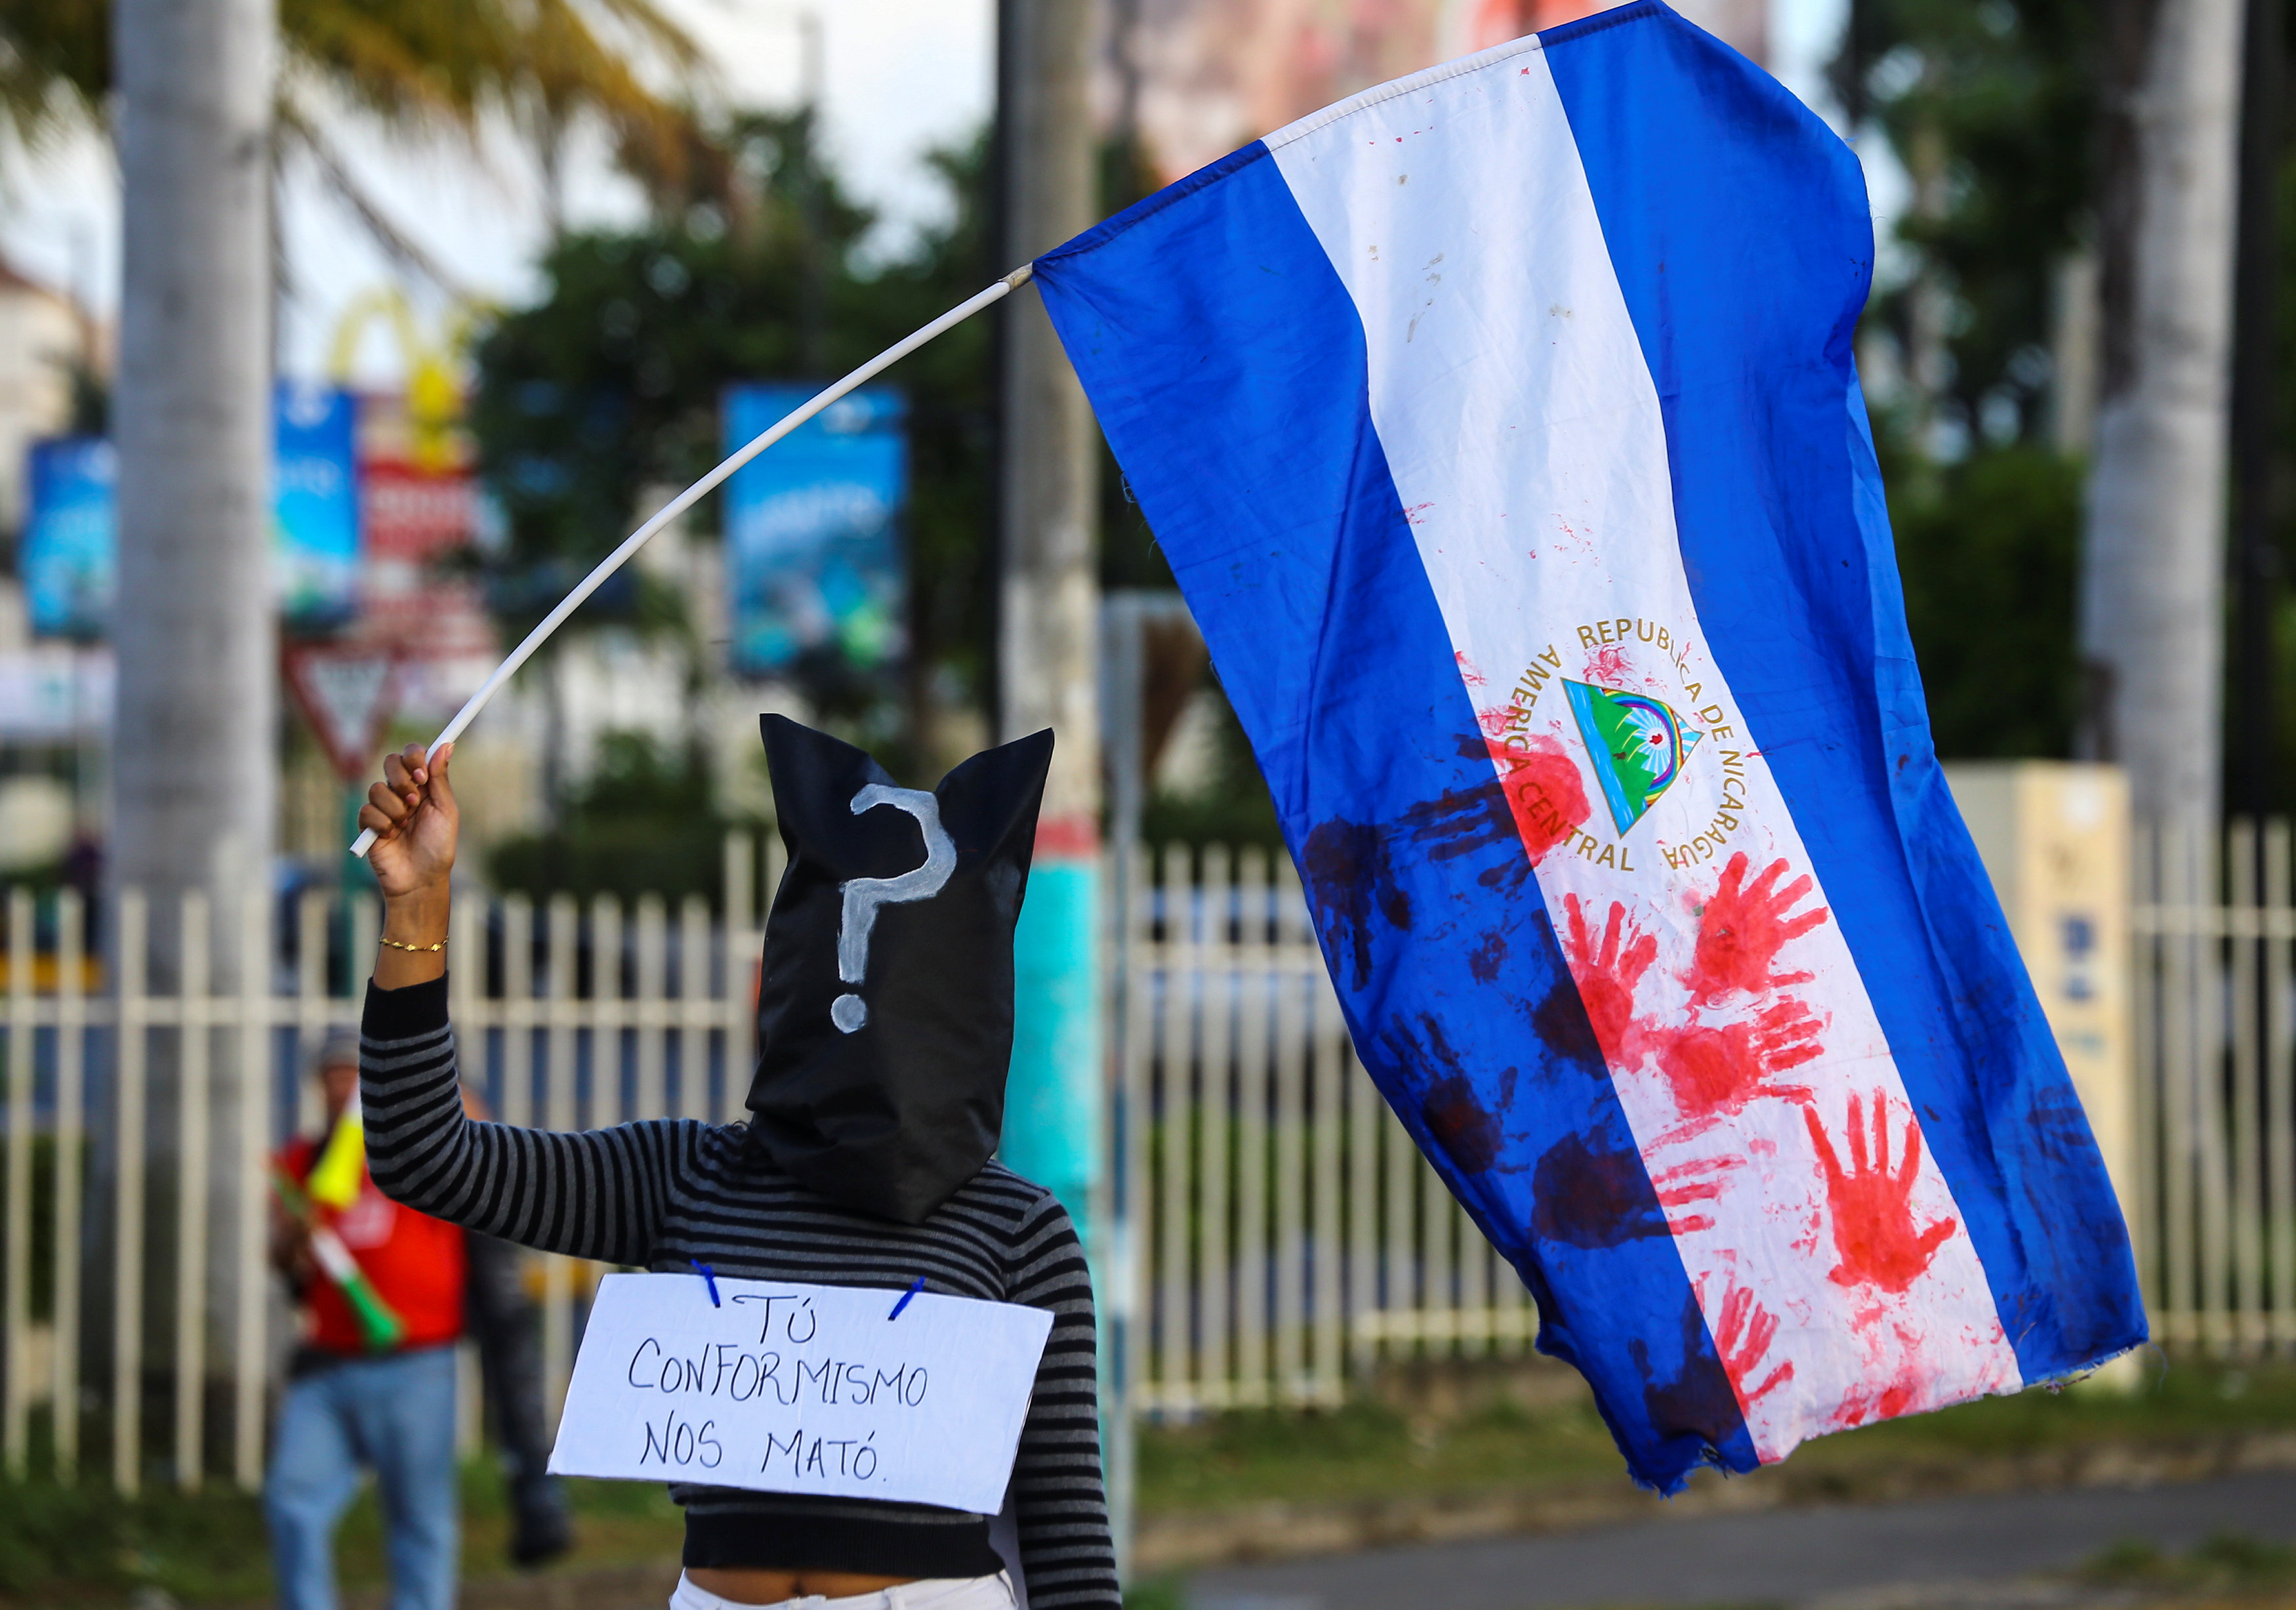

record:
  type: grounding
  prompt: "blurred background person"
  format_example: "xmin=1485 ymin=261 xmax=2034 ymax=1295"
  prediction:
xmin=268 ymin=1031 xmax=468 ymax=1610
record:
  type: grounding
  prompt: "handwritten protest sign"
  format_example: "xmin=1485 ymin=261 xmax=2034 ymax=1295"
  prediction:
xmin=548 ymin=1273 xmax=1054 ymax=1514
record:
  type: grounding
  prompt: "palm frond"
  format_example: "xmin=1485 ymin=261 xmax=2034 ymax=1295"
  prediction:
xmin=0 ymin=0 xmax=106 ymax=146
xmin=276 ymin=91 xmax=479 ymax=299
xmin=276 ymin=0 xmax=716 ymax=205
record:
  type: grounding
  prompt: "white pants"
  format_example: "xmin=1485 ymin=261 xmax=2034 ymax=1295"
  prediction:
xmin=669 ymin=1571 xmax=1017 ymax=1610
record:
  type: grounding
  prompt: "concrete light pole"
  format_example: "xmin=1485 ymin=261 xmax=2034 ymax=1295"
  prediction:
xmin=2077 ymin=0 xmax=2245 ymax=827
xmin=994 ymin=0 xmax=1103 ymax=1247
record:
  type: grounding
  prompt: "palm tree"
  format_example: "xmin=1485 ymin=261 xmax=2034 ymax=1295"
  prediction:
xmin=0 ymin=0 xmax=714 ymax=1487
xmin=278 ymin=0 xmax=716 ymax=248
xmin=0 ymin=0 xmax=718 ymax=941
xmin=3 ymin=0 xmax=714 ymax=268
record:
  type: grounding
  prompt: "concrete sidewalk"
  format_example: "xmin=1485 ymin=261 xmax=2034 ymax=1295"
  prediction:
xmin=1185 ymin=1470 xmax=2296 ymax=1610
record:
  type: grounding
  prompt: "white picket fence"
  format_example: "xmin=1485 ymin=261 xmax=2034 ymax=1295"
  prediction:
xmin=2 ymin=821 xmax=2291 ymax=1495
xmin=0 ymin=835 xmax=783 ymax=1493
xmin=1114 ymin=844 xmax=1533 ymax=1418
xmin=2131 ymin=819 xmax=2296 ymax=1353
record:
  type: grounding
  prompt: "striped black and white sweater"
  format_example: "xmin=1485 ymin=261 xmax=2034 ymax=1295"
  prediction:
xmin=360 ymin=976 xmax=1118 ymax=1608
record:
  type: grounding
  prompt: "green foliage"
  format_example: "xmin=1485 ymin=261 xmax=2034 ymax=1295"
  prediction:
xmin=1122 ymin=1576 xmax=1193 ymax=1610
xmin=1138 ymin=686 xmax=1285 ymax=850
xmin=0 ymin=0 xmax=710 ymax=207
xmin=0 ymin=1134 xmax=72 ymax=1324
xmin=1889 ymin=440 xmax=2084 ymax=758
xmin=470 ymin=117 xmax=998 ymax=717
xmin=0 ymin=1463 xmax=687 ymax=1605
xmin=1841 ymin=0 xmax=2296 ymax=801
xmin=0 ymin=0 xmax=105 ymax=144
xmin=487 ymin=730 xmax=734 ymax=904
xmin=2083 ymin=1531 xmax=2296 ymax=1590
xmin=0 ymin=1475 xmax=272 ymax=1603
xmin=1840 ymin=0 xmax=2099 ymax=447
xmin=1137 ymin=1355 xmax=2296 ymax=1520
xmin=1139 ymin=1392 xmax=1626 ymax=1514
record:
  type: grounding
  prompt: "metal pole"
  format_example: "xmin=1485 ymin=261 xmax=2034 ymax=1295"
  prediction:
xmin=994 ymin=0 xmax=1102 ymax=1238
xmin=994 ymin=0 xmax=1113 ymax=1568
xmin=2230 ymin=0 xmax=2282 ymax=824
xmin=796 ymin=6 xmax=828 ymax=377
xmin=1099 ymin=596 xmax=1144 ymax=1578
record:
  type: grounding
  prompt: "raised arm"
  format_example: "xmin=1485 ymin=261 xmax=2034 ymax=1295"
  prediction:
xmin=356 ymin=741 xmax=692 ymax=1265
xmin=362 ymin=976 xmax=695 ymax=1264
xmin=1004 ymin=1189 xmax=1120 ymax=1610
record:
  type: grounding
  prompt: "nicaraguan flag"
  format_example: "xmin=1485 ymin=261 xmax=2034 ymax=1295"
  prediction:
xmin=1034 ymin=1 xmax=2144 ymax=1491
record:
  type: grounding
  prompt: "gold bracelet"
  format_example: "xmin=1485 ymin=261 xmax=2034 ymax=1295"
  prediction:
xmin=378 ymin=935 xmax=447 ymax=953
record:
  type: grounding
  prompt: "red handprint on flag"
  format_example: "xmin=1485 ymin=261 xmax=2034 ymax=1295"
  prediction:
xmin=1710 ymin=1277 xmax=1795 ymax=1407
xmin=1682 ymin=852 xmax=1829 ymax=1006
xmin=1652 ymin=997 xmax=1827 ymax=1125
xmin=1805 ymin=1090 xmax=1958 ymax=1293
xmin=1562 ymin=894 xmax=1657 ymax=1062
xmin=1647 ymin=1153 xmax=1743 ymax=1234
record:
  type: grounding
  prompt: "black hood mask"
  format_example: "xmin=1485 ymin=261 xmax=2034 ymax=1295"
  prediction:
xmin=744 ymin=715 xmax=1053 ymax=1223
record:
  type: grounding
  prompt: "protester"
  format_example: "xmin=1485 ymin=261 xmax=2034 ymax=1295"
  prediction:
xmin=268 ymin=1031 xmax=467 ymax=1610
xmin=352 ymin=724 xmax=1118 ymax=1610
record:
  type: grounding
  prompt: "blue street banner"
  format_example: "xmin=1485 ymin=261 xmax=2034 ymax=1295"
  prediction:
xmin=21 ymin=438 xmax=115 ymax=638
xmin=18 ymin=383 xmax=362 ymax=638
xmin=1031 ymin=0 xmax=2142 ymax=1492
xmin=274 ymin=381 xmax=361 ymax=625
xmin=722 ymin=384 xmax=907 ymax=678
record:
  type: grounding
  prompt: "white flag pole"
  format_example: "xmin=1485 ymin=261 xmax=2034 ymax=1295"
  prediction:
xmin=350 ymin=264 xmax=1036 ymax=857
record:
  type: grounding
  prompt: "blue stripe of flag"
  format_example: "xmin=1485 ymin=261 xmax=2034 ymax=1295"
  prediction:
xmin=1542 ymin=1 xmax=2144 ymax=1378
xmin=1036 ymin=140 xmax=1757 ymax=1490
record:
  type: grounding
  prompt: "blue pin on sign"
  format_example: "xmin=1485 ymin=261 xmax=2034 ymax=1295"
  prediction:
xmin=888 ymin=1277 xmax=926 ymax=1321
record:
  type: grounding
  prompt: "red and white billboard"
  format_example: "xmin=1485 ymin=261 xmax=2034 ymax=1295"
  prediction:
xmin=1113 ymin=0 xmax=1767 ymax=185
xmin=348 ymin=394 xmax=498 ymax=722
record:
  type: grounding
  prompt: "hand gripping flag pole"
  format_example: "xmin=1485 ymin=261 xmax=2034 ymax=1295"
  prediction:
xmin=349 ymin=263 xmax=1036 ymax=858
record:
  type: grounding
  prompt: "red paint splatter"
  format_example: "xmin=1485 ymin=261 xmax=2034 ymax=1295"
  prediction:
xmin=1559 ymin=888 xmax=1828 ymax=1129
xmin=1561 ymin=895 xmax=1655 ymax=1062
xmin=1488 ymin=735 xmax=1589 ymax=865
xmin=1584 ymin=645 xmax=1631 ymax=684
xmin=1711 ymin=1279 xmax=1795 ymax=1408
xmin=1556 ymin=867 xmax=1832 ymax=1132
xmin=1682 ymin=852 xmax=1829 ymax=1007
xmin=1651 ymin=997 xmax=1826 ymax=1124
xmin=1829 ymin=1327 xmax=1927 ymax=1428
xmin=1648 ymin=1154 xmax=1742 ymax=1235
xmin=1805 ymin=1091 xmax=1958 ymax=1294
xmin=1456 ymin=651 xmax=1488 ymax=686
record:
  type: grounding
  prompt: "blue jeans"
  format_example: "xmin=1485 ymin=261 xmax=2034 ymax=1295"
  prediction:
xmin=264 ymin=1346 xmax=461 ymax=1610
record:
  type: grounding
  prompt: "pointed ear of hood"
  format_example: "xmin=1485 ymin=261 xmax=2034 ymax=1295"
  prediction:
xmin=743 ymin=715 xmax=1054 ymax=1223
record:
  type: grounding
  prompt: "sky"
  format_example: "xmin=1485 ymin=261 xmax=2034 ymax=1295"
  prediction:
xmin=0 ymin=0 xmax=1858 ymax=389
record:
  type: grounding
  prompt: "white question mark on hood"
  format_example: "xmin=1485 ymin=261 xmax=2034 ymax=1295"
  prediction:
xmin=832 ymin=784 xmax=958 ymax=1033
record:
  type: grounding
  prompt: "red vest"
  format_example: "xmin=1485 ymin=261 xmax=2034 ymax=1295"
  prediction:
xmin=279 ymin=1132 xmax=466 ymax=1354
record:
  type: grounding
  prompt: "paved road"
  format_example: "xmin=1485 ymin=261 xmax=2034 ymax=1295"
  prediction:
xmin=1185 ymin=1471 xmax=2296 ymax=1610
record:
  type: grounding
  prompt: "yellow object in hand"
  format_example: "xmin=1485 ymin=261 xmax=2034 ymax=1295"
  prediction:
xmin=308 ymin=1094 xmax=367 ymax=1210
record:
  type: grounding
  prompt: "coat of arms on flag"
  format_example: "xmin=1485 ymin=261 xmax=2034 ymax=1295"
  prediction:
xmin=1563 ymin=680 xmax=1701 ymax=835
xmin=1031 ymin=0 xmax=2144 ymax=1493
